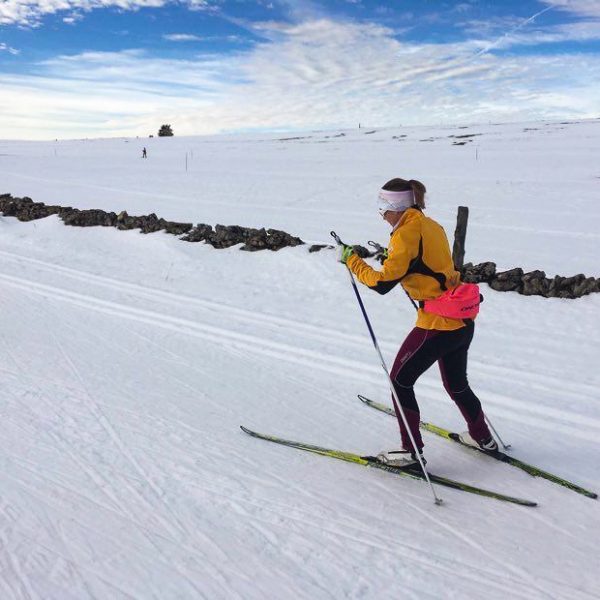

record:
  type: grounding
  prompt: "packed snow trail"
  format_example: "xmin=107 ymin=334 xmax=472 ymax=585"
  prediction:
xmin=358 ymin=395 xmax=597 ymax=498
xmin=0 ymin=221 xmax=598 ymax=599
xmin=1 ymin=122 xmax=600 ymax=599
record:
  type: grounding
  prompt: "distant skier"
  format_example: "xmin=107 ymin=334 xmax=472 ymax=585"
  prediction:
xmin=142 ymin=147 xmax=147 ymax=158
xmin=337 ymin=177 xmax=497 ymax=467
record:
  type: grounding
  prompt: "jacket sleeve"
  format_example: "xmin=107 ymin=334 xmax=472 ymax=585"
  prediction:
xmin=347 ymin=225 xmax=419 ymax=295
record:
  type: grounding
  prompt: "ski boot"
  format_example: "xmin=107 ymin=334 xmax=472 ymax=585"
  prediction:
xmin=458 ymin=432 xmax=499 ymax=452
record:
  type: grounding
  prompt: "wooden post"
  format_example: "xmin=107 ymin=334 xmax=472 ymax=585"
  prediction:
xmin=452 ymin=206 xmax=469 ymax=270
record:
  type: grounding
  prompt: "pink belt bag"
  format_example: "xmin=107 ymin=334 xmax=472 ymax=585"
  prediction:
xmin=421 ymin=283 xmax=482 ymax=319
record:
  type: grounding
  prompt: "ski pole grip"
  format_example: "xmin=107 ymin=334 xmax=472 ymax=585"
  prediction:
xmin=330 ymin=231 xmax=343 ymax=245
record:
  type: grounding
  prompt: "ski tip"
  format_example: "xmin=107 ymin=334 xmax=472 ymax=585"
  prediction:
xmin=241 ymin=426 xmax=264 ymax=439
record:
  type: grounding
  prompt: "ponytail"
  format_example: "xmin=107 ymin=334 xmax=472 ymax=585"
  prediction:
xmin=382 ymin=177 xmax=427 ymax=209
xmin=408 ymin=179 xmax=426 ymax=209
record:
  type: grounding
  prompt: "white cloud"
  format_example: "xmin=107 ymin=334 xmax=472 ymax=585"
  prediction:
xmin=186 ymin=0 xmax=212 ymax=10
xmin=460 ymin=3 xmax=600 ymax=53
xmin=541 ymin=0 xmax=600 ymax=19
xmin=163 ymin=33 xmax=204 ymax=41
xmin=0 ymin=42 xmax=20 ymax=54
xmin=504 ymin=19 xmax=600 ymax=46
xmin=462 ymin=17 xmax=600 ymax=51
xmin=63 ymin=11 xmax=84 ymax=23
xmin=461 ymin=16 xmax=529 ymax=37
xmin=1 ymin=18 xmax=599 ymax=139
xmin=0 ymin=0 xmax=213 ymax=27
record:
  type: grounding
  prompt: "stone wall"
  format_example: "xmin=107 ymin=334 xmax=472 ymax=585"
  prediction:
xmin=182 ymin=223 xmax=303 ymax=251
xmin=0 ymin=194 xmax=303 ymax=252
xmin=460 ymin=262 xmax=600 ymax=299
xmin=1 ymin=193 xmax=597 ymax=297
xmin=311 ymin=242 xmax=600 ymax=299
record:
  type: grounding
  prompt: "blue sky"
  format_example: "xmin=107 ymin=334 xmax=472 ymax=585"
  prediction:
xmin=1 ymin=0 xmax=599 ymax=139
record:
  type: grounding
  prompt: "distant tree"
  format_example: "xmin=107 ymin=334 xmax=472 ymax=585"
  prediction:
xmin=158 ymin=124 xmax=174 ymax=137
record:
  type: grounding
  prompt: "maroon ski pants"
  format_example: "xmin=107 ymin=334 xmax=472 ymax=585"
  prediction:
xmin=389 ymin=321 xmax=491 ymax=451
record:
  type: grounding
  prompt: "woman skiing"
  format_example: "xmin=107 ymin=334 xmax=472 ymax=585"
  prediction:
xmin=338 ymin=177 xmax=497 ymax=467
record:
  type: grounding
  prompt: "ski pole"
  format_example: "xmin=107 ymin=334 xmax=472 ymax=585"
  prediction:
xmin=331 ymin=231 xmax=443 ymax=505
xmin=368 ymin=240 xmax=419 ymax=311
xmin=367 ymin=244 xmax=510 ymax=451
xmin=365 ymin=243 xmax=508 ymax=452
xmin=485 ymin=416 xmax=511 ymax=450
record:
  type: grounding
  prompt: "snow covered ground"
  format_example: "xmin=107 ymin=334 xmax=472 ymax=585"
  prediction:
xmin=1 ymin=120 xmax=599 ymax=599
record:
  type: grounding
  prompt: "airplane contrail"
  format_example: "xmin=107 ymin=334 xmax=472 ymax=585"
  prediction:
xmin=473 ymin=4 xmax=555 ymax=58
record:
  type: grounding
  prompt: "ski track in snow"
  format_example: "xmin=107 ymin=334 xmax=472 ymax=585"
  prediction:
xmin=0 ymin=275 xmax=595 ymax=600
xmin=1 ymin=248 xmax=597 ymax=403
xmin=0 ymin=251 xmax=598 ymax=599
xmin=0 ymin=169 xmax=358 ymax=220
xmin=0 ymin=249 xmax=597 ymax=446
xmin=1 ymin=397 xmax=246 ymax=599
xmin=1 ymin=124 xmax=600 ymax=599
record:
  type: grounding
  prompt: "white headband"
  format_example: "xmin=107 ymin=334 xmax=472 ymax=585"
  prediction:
xmin=377 ymin=189 xmax=415 ymax=213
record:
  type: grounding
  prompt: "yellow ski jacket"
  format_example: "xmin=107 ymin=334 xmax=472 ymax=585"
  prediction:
xmin=346 ymin=208 xmax=464 ymax=331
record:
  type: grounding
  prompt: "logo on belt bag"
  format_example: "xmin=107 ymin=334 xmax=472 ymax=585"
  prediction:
xmin=423 ymin=283 xmax=482 ymax=319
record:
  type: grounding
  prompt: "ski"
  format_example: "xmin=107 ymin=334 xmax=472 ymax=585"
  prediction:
xmin=358 ymin=394 xmax=598 ymax=500
xmin=241 ymin=426 xmax=537 ymax=507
